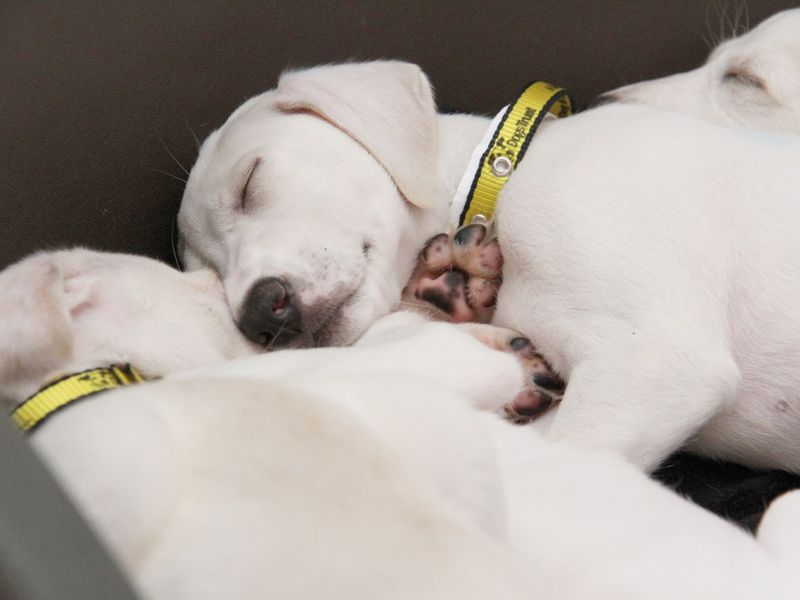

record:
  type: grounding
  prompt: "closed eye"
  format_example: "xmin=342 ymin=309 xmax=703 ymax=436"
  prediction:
xmin=722 ymin=68 xmax=766 ymax=92
xmin=238 ymin=158 xmax=261 ymax=211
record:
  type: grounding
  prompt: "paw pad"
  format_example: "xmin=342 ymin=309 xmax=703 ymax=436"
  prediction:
xmin=401 ymin=225 xmax=503 ymax=323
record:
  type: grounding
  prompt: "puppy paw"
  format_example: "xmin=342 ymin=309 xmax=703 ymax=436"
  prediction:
xmin=401 ymin=224 xmax=503 ymax=323
xmin=504 ymin=336 xmax=565 ymax=424
xmin=458 ymin=324 xmax=565 ymax=423
xmin=451 ymin=223 xmax=503 ymax=280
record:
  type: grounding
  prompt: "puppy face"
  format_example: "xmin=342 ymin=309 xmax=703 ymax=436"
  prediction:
xmin=0 ymin=249 xmax=256 ymax=404
xmin=178 ymin=61 xmax=439 ymax=349
xmin=179 ymin=106 xmax=411 ymax=349
xmin=606 ymin=8 xmax=800 ymax=133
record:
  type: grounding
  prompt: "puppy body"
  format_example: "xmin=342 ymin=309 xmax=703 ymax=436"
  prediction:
xmin=36 ymin=377 xmax=534 ymax=600
xmin=493 ymin=104 xmax=800 ymax=471
xmin=180 ymin=59 xmax=800 ymax=473
xmin=0 ymin=250 xmax=532 ymax=600
xmin=607 ymin=8 xmax=800 ymax=132
xmin=1 ymin=249 xmax=797 ymax=600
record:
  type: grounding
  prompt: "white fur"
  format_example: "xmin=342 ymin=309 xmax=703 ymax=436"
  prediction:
xmin=0 ymin=249 xmax=798 ymax=599
xmin=179 ymin=57 xmax=800 ymax=474
xmin=0 ymin=249 xmax=257 ymax=403
xmin=495 ymin=103 xmax=800 ymax=472
xmin=0 ymin=250 xmax=530 ymax=599
xmin=607 ymin=8 xmax=800 ymax=132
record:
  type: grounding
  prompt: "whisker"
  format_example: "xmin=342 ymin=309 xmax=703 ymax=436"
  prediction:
xmin=719 ymin=0 xmax=729 ymax=44
xmin=703 ymin=0 xmax=719 ymax=50
xmin=265 ymin=323 xmax=284 ymax=352
xmin=152 ymin=167 xmax=188 ymax=186
xmin=704 ymin=2 xmax=718 ymax=49
xmin=742 ymin=0 xmax=750 ymax=33
xmin=265 ymin=322 xmax=306 ymax=352
xmin=707 ymin=0 xmax=728 ymax=47
xmin=155 ymin=130 xmax=190 ymax=177
xmin=183 ymin=116 xmax=202 ymax=151
xmin=732 ymin=0 xmax=749 ymax=36
xmin=170 ymin=216 xmax=183 ymax=270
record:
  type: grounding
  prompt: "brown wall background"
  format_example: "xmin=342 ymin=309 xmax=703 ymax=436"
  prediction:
xmin=2 ymin=0 xmax=798 ymax=268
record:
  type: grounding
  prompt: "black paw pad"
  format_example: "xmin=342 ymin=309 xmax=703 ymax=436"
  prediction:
xmin=510 ymin=336 xmax=533 ymax=352
xmin=532 ymin=372 xmax=566 ymax=392
xmin=453 ymin=223 xmax=487 ymax=247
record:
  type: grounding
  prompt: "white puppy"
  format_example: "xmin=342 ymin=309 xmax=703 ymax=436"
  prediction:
xmin=179 ymin=59 xmax=800 ymax=474
xmin=0 ymin=249 xmax=534 ymax=600
xmin=606 ymin=8 xmax=800 ymax=131
xmin=1 ymin=248 xmax=798 ymax=599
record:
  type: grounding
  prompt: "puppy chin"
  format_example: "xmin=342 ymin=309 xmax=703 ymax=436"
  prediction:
xmin=312 ymin=312 xmax=363 ymax=347
xmin=319 ymin=292 xmax=412 ymax=346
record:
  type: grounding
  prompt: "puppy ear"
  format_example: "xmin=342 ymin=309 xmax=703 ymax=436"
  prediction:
xmin=0 ymin=253 xmax=74 ymax=390
xmin=275 ymin=60 xmax=438 ymax=209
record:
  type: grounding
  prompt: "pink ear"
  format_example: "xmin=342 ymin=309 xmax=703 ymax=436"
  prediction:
xmin=275 ymin=61 xmax=438 ymax=209
xmin=0 ymin=253 xmax=74 ymax=387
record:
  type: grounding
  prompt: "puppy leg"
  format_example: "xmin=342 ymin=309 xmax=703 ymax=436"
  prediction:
xmin=400 ymin=222 xmax=560 ymax=422
xmin=450 ymin=223 xmax=503 ymax=280
xmin=402 ymin=229 xmax=562 ymax=421
xmin=546 ymin=333 xmax=740 ymax=472
xmin=457 ymin=323 xmax=565 ymax=421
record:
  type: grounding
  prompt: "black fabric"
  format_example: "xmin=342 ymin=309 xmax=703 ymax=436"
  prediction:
xmin=654 ymin=452 xmax=800 ymax=531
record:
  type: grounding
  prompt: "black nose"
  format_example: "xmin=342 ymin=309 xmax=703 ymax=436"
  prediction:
xmin=238 ymin=277 xmax=302 ymax=346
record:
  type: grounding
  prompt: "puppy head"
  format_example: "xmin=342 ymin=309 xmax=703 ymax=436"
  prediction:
xmin=0 ymin=249 xmax=256 ymax=405
xmin=604 ymin=8 xmax=800 ymax=133
xmin=178 ymin=61 xmax=440 ymax=349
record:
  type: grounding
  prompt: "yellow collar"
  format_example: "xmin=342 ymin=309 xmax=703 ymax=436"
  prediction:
xmin=11 ymin=364 xmax=145 ymax=433
xmin=450 ymin=81 xmax=574 ymax=229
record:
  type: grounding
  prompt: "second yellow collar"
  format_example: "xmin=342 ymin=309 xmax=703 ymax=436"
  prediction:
xmin=11 ymin=364 xmax=145 ymax=433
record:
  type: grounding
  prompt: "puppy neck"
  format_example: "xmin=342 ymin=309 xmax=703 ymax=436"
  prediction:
xmin=11 ymin=364 xmax=145 ymax=433
xmin=433 ymin=111 xmax=562 ymax=229
xmin=434 ymin=113 xmax=492 ymax=221
xmin=2 ymin=358 xmax=149 ymax=413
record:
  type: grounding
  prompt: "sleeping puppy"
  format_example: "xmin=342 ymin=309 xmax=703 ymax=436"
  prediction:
xmin=178 ymin=59 xmax=800 ymax=474
xmin=0 ymin=249 xmax=540 ymax=600
xmin=605 ymin=8 xmax=800 ymax=132
xmin=177 ymin=62 xmax=478 ymax=348
xmin=1 ymin=248 xmax=798 ymax=600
